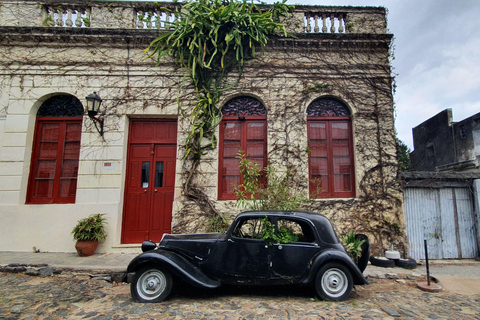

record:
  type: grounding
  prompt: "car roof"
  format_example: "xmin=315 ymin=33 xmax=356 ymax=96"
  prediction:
xmin=238 ymin=210 xmax=326 ymax=220
xmin=236 ymin=210 xmax=339 ymax=244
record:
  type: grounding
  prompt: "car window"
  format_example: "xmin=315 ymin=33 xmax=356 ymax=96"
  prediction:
xmin=277 ymin=219 xmax=316 ymax=243
xmin=232 ymin=217 xmax=264 ymax=240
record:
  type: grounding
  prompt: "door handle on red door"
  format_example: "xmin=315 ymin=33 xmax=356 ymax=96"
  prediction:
xmin=144 ymin=190 xmax=147 ymax=193
xmin=155 ymin=189 xmax=157 ymax=192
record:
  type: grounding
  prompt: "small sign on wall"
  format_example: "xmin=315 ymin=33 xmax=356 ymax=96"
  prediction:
xmin=103 ymin=162 xmax=115 ymax=170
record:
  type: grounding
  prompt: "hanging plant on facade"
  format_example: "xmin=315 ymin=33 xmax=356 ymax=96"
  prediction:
xmin=144 ymin=0 xmax=293 ymax=229
xmin=146 ymin=0 xmax=292 ymax=161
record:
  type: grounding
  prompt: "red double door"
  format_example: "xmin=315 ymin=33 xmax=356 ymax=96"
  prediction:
xmin=122 ymin=120 xmax=177 ymax=243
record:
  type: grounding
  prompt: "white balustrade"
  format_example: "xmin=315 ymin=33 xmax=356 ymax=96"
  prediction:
xmin=0 ymin=2 xmax=381 ymax=33
xmin=304 ymin=12 xmax=346 ymax=34
xmin=136 ymin=10 xmax=179 ymax=30
xmin=44 ymin=6 xmax=91 ymax=28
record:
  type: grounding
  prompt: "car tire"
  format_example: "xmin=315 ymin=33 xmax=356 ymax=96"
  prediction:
xmin=131 ymin=266 xmax=173 ymax=303
xmin=395 ymin=258 xmax=417 ymax=269
xmin=369 ymin=256 xmax=395 ymax=268
xmin=315 ymin=262 xmax=353 ymax=301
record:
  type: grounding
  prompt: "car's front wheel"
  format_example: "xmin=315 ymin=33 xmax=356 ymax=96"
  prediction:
xmin=131 ymin=266 xmax=172 ymax=303
xmin=315 ymin=262 xmax=353 ymax=301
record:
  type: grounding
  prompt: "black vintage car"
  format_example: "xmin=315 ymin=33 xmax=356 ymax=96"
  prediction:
xmin=127 ymin=211 xmax=369 ymax=302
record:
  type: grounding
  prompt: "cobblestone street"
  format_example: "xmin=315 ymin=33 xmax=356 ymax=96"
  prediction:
xmin=1 ymin=271 xmax=480 ymax=319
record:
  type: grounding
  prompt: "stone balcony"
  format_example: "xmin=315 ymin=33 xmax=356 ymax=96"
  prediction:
xmin=0 ymin=0 xmax=387 ymax=35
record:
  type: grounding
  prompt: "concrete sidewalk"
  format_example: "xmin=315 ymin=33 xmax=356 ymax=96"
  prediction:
xmin=0 ymin=251 xmax=138 ymax=273
xmin=2 ymin=250 xmax=478 ymax=276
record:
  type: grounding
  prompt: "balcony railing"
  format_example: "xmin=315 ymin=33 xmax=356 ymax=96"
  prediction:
xmin=0 ymin=1 xmax=387 ymax=34
xmin=136 ymin=10 xmax=179 ymax=30
xmin=305 ymin=12 xmax=346 ymax=34
xmin=43 ymin=5 xmax=91 ymax=28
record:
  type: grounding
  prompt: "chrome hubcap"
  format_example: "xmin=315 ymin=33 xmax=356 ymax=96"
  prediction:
xmin=322 ymin=268 xmax=348 ymax=298
xmin=137 ymin=270 xmax=167 ymax=301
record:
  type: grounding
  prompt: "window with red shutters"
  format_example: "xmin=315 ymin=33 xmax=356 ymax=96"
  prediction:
xmin=218 ymin=97 xmax=267 ymax=200
xmin=307 ymin=98 xmax=355 ymax=198
xmin=27 ymin=95 xmax=83 ymax=204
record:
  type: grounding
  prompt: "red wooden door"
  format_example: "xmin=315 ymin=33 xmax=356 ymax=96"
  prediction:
xmin=122 ymin=120 xmax=177 ymax=243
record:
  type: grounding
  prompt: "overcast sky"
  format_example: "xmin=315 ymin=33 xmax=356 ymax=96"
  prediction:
xmin=288 ymin=0 xmax=480 ymax=150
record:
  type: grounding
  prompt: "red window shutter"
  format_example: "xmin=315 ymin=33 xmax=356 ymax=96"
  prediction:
xmin=219 ymin=119 xmax=267 ymax=200
xmin=308 ymin=120 xmax=354 ymax=198
xmin=27 ymin=118 xmax=82 ymax=204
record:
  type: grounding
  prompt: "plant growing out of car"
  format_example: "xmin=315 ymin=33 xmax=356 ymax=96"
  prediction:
xmin=341 ymin=230 xmax=365 ymax=262
xmin=234 ymin=151 xmax=308 ymax=212
xmin=207 ymin=213 xmax=229 ymax=233
xmin=260 ymin=216 xmax=299 ymax=245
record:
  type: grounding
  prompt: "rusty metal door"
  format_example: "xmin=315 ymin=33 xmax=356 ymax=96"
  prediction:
xmin=404 ymin=187 xmax=478 ymax=259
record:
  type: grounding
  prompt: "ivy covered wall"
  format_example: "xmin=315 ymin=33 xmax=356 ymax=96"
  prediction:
xmin=0 ymin=1 xmax=403 ymax=254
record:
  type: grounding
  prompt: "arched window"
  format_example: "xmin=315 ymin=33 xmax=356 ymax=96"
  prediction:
xmin=218 ymin=96 xmax=267 ymax=200
xmin=307 ymin=97 xmax=355 ymax=198
xmin=27 ymin=95 xmax=83 ymax=204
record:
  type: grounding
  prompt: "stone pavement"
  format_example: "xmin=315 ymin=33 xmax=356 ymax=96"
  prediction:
xmin=1 ymin=266 xmax=480 ymax=319
xmin=1 ymin=251 xmax=480 ymax=319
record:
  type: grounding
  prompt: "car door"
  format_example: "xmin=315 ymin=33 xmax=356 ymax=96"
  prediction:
xmin=270 ymin=218 xmax=320 ymax=281
xmin=213 ymin=216 xmax=270 ymax=283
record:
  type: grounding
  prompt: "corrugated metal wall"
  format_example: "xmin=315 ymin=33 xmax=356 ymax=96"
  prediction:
xmin=404 ymin=187 xmax=478 ymax=259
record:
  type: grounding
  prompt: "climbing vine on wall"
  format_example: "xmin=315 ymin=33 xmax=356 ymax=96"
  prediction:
xmin=0 ymin=1 xmax=405 ymax=254
xmin=146 ymin=0 xmax=292 ymax=160
xmin=145 ymin=0 xmax=293 ymax=228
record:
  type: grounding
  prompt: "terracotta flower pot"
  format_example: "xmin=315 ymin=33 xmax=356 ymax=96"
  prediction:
xmin=75 ymin=241 xmax=99 ymax=257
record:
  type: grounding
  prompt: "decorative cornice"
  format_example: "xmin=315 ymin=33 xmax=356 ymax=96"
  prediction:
xmin=0 ymin=26 xmax=392 ymax=52
xmin=0 ymin=27 xmax=162 ymax=47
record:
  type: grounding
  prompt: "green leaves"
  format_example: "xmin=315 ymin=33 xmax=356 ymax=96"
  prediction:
xmin=71 ymin=214 xmax=108 ymax=243
xmin=234 ymin=151 xmax=309 ymax=211
xmin=260 ymin=216 xmax=299 ymax=245
xmin=144 ymin=0 xmax=293 ymax=161
xmin=341 ymin=231 xmax=366 ymax=262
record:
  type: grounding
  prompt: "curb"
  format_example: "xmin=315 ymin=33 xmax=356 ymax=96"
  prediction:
xmin=0 ymin=263 xmax=130 ymax=283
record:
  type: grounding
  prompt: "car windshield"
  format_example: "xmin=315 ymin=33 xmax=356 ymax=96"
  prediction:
xmin=232 ymin=217 xmax=264 ymax=239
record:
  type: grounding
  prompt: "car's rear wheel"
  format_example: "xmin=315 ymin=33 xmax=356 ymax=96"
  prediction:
xmin=315 ymin=262 xmax=353 ymax=301
xmin=131 ymin=266 xmax=172 ymax=303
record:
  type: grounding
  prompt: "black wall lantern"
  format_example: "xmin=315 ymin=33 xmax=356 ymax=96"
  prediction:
xmin=85 ymin=92 xmax=104 ymax=136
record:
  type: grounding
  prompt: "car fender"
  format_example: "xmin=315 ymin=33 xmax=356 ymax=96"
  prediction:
xmin=127 ymin=249 xmax=220 ymax=289
xmin=307 ymin=249 xmax=369 ymax=285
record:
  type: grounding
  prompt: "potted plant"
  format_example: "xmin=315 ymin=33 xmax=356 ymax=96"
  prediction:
xmin=71 ymin=213 xmax=107 ymax=257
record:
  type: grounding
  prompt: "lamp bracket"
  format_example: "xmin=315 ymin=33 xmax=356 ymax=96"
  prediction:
xmin=88 ymin=114 xmax=104 ymax=137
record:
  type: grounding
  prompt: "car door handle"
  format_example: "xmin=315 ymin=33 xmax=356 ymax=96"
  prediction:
xmin=278 ymin=245 xmax=283 ymax=250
